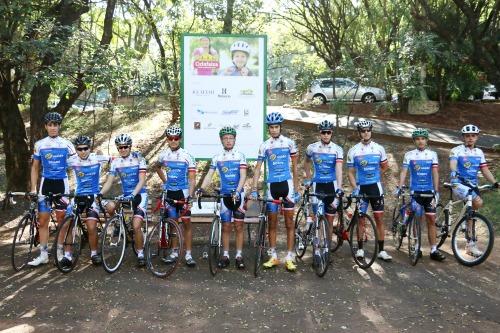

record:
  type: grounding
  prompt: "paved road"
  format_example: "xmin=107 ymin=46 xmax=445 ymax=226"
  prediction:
xmin=269 ymin=106 xmax=500 ymax=150
xmin=1 ymin=219 xmax=499 ymax=332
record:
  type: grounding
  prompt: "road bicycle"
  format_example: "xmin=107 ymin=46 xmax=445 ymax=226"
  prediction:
xmin=435 ymin=178 xmax=496 ymax=266
xmin=145 ymin=192 xmax=184 ymax=278
xmin=294 ymin=186 xmax=331 ymax=277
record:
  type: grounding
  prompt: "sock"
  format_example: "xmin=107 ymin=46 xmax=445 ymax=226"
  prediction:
xmin=40 ymin=244 xmax=48 ymax=253
xmin=378 ymin=240 xmax=384 ymax=252
xmin=270 ymin=248 xmax=277 ymax=259
xmin=185 ymin=250 xmax=192 ymax=260
xmin=64 ymin=251 xmax=72 ymax=260
xmin=137 ymin=249 xmax=144 ymax=257
xmin=431 ymin=245 xmax=437 ymax=253
xmin=236 ymin=250 xmax=242 ymax=258
xmin=91 ymin=250 xmax=97 ymax=257
xmin=223 ymin=251 xmax=229 ymax=258
xmin=286 ymin=251 xmax=294 ymax=260
xmin=57 ymin=244 xmax=64 ymax=250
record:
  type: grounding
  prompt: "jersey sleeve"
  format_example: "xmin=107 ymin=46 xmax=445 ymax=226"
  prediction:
xmin=209 ymin=156 xmax=217 ymax=170
xmin=187 ymin=153 xmax=196 ymax=173
xmin=305 ymin=144 xmax=313 ymax=159
xmin=257 ymin=143 xmax=266 ymax=162
xmin=239 ymin=153 xmax=247 ymax=169
xmin=402 ymin=152 xmax=410 ymax=169
xmin=67 ymin=141 xmax=76 ymax=156
xmin=346 ymin=148 xmax=354 ymax=168
xmin=33 ymin=141 xmax=41 ymax=160
xmin=432 ymin=151 xmax=439 ymax=168
xmin=479 ymin=150 xmax=488 ymax=168
xmin=336 ymin=145 xmax=344 ymax=163
xmin=379 ymin=145 xmax=388 ymax=164
xmin=449 ymin=146 xmax=459 ymax=161
xmin=289 ymin=138 xmax=298 ymax=156
xmin=109 ymin=158 xmax=117 ymax=175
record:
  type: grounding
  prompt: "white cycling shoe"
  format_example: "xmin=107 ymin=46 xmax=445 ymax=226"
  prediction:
xmin=27 ymin=252 xmax=49 ymax=267
xmin=466 ymin=242 xmax=483 ymax=257
xmin=355 ymin=249 xmax=364 ymax=259
xmin=377 ymin=250 xmax=392 ymax=261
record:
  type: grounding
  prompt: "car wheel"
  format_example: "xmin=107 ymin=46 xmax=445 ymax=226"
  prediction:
xmin=312 ymin=94 xmax=327 ymax=105
xmin=361 ymin=93 xmax=376 ymax=103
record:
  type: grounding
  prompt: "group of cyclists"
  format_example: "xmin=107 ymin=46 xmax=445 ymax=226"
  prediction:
xmin=24 ymin=110 xmax=498 ymax=273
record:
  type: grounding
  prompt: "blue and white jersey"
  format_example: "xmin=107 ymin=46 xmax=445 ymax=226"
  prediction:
xmin=402 ymin=149 xmax=438 ymax=192
xmin=306 ymin=141 xmax=343 ymax=183
xmin=67 ymin=153 xmax=110 ymax=195
xmin=109 ymin=152 xmax=147 ymax=195
xmin=257 ymin=135 xmax=297 ymax=183
xmin=210 ymin=149 xmax=247 ymax=195
xmin=33 ymin=136 xmax=75 ymax=179
xmin=157 ymin=148 xmax=196 ymax=191
xmin=347 ymin=141 xmax=388 ymax=186
xmin=449 ymin=145 xmax=487 ymax=185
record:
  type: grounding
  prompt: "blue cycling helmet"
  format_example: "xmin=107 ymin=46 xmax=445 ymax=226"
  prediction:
xmin=265 ymin=112 xmax=284 ymax=125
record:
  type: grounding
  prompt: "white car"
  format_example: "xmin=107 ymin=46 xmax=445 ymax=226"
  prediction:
xmin=305 ymin=78 xmax=387 ymax=104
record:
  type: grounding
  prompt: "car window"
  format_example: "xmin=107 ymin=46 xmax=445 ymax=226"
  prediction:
xmin=335 ymin=79 xmax=346 ymax=87
xmin=319 ymin=80 xmax=333 ymax=88
xmin=344 ymin=79 xmax=356 ymax=87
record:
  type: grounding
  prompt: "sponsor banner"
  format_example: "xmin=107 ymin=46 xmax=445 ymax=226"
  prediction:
xmin=182 ymin=34 xmax=266 ymax=159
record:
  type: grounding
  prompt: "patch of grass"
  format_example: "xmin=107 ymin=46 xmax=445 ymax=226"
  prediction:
xmin=481 ymin=169 xmax=500 ymax=231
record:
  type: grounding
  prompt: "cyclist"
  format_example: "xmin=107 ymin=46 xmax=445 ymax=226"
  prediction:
xmin=197 ymin=126 xmax=247 ymax=269
xmin=396 ymin=128 xmax=445 ymax=261
xmin=449 ymin=124 xmax=499 ymax=257
xmin=62 ymin=135 xmax=112 ymax=266
xmin=220 ymin=41 xmax=253 ymax=76
xmin=28 ymin=112 xmax=75 ymax=267
xmin=155 ymin=125 xmax=197 ymax=267
xmin=100 ymin=134 xmax=148 ymax=266
xmin=347 ymin=120 xmax=392 ymax=261
xmin=303 ymin=120 xmax=343 ymax=262
xmin=250 ymin=112 xmax=300 ymax=272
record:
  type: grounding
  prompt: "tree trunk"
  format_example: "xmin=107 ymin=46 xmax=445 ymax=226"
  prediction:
xmin=0 ymin=76 xmax=31 ymax=191
xmin=29 ymin=83 xmax=51 ymax=145
xmin=222 ymin=0 xmax=235 ymax=34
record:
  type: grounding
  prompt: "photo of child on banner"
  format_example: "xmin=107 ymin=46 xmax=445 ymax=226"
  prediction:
xmin=191 ymin=36 xmax=219 ymax=75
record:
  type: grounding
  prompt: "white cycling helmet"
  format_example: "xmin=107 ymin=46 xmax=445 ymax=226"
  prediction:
xmin=461 ymin=124 xmax=480 ymax=134
xmin=115 ymin=133 xmax=132 ymax=146
xmin=356 ymin=120 xmax=373 ymax=130
xmin=165 ymin=125 xmax=182 ymax=137
xmin=230 ymin=41 xmax=250 ymax=56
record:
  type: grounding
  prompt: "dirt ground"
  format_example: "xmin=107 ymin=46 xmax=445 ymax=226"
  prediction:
xmin=1 ymin=123 xmax=499 ymax=332
xmin=308 ymin=101 xmax=500 ymax=136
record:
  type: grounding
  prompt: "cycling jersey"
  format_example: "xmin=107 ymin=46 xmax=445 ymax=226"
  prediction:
xmin=449 ymin=145 xmax=487 ymax=185
xmin=209 ymin=149 xmax=247 ymax=195
xmin=220 ymin=65 xmax=253 ymax=76
xmin=306 ymin=141 xmax=343 ymax=183
xmin=257 ymin=135 xmax=297 ymax=183
xmin=402 ymin=149 xmax=438 ymax=192
xmin=67 ymin=153 xmax=110 ymax=195
xmin=157 ymin=148 xmax=196 ymax=191
xmin=347 ymin=141 xmax=387 ymax=186
xmin=109 ymin=152 xmax=147 ymax=196
xmin=33 ymin=136 xmax=75 ymax=179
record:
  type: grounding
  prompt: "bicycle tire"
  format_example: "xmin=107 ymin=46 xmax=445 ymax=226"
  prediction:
xmin=54 ymin=215 xmax=83 ymax=273
xmin=208 ymin=216 xmax=222 ymax=276
xmin=294 ymin=207 xmax=308 ymax=258
xmin=11 ymin=214 xmax=35 ymax=271
xmin=451 ymin=212 xmax=494 ymax=267
xmin=407 ymin=214 xmax=421 ymax=266
xmin=391 ymin=205 xmax=405 ymax=250
xmin=254 ymin=217 xmax=267 ymax=277
xmin=146 ymin=218 xmax=184 ymax=278
xmin=330 ymin=211 xmax=345 ymax=253
xmin=101 ymin=216 xmax=127 ymax=273
xmin=313 ymin=215 xmax=330 ymax=277
xmin=435 ymin=203 xmax=449 ymax=249
xmin=349 ymin=213 xmax=378 ymax=269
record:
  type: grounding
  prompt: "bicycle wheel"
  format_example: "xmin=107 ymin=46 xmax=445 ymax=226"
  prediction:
xmin=208 ymin=217 xmax=222 ymax=276
xmin=313 ymin=215 xmax=330 ymax=277
xmin=407 ymin=215 xmax=421 ymax=266
xmin=434 ymin=204 xmax=449 ymax=249
xmin=349 ymin=213 xmax=378 ymax=269
xmin=254 ymin=217 xmax=267 ymax=277
xmin=294 ymin=207 xmax=308 ymax=258
xmin=391 ymin=205 xmax=405 ymax=250
xmin=451 ymin=213 xmax=494 ymax=267
xmin=101 ymin=216 xmax=127 ymax=273
xmin=330 ymin=211 xmax=345 ymax=253
xmin=11 ymin=214 xmax=36 ymax=271
xmin=54 ymin=216 xmax=83 ymax=273
xmin=146 ymin=218 xmax=183 ymax=278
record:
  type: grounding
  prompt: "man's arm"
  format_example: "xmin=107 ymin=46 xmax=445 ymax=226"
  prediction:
xmin=347 ymin=167 xmax=357 ymax=189
xmin=131 ymin=172 xmax=146 ymax=197
xmin=335 ymin=161 xmax=343 ymax=190
xmin=188 ymin=170 xmax=196 ymax=197
xmin=155 ymin=163 xmax=167 ymax=184
xmin=30 ymin=159 xmax=40 ymax=193
xmin=237 ymin=168 xmax=247 ymax=193
xmin=200 ymin=169 xmax=215 ymax=190
xmin=398 ymin=168 xmax=408 ymax=188
xmin=291 ymin=154 xmax=299 ymax=190
xmin=432 ymin=167 xmax=439 ymax=192
xmin=481 ymin=166 xmax=498 ymax=184
xmin=252 ymin=160 xmax=263 ymax=190
xmin=304 ymin=157 xmax=312 ymax=180
xmin=100 ymin=174 xmax=115 ymax=195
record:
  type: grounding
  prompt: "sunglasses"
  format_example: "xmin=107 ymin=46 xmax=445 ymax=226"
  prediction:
xmin=167 ymin=136 xmax=180 ymax=141
xmin=320 ymin=131 xmax=332 ymax=135
xmin=118 ymin=145 xmax=130 ymax=150
xmin=76 ymin=147 xmax=90 ymax=151
xmin=359 ymin=129 xmax=372 ymax=133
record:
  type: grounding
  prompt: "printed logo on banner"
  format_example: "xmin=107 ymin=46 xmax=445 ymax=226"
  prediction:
xmin=192 ymin=89 xmax=215 ymax=96
xmin=242 ymin=122 xmax=251 ymax=128
xmin=244 ymin=109 xmax=250 ymax=116
xmin=196 ymin=109 xmax=217 ymax=115
xmin=203 ymin=122 xmax=216 ymax=129
xmin=221 ymin=109 xmax=239 ymax=115
xmin=194 ymin=122 xmax=201 ymax=129
xmin=218 ymin=88 xmax=231 ymax=98
xmin=240 ymin=89 xmax=254 ymax=96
